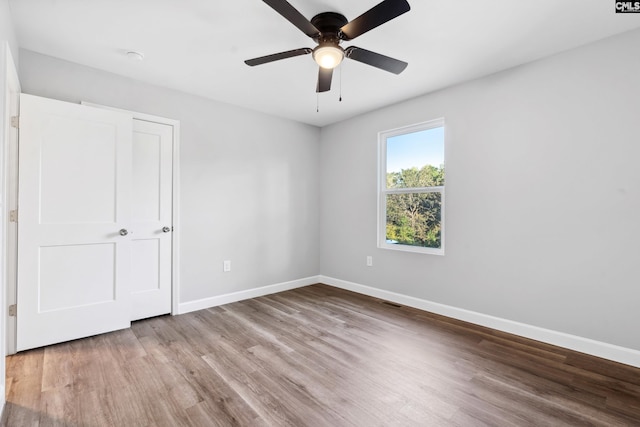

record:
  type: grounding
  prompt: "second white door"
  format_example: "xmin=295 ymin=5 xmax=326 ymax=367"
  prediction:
xmin=130 ymin=118 xmax=173 ymax=321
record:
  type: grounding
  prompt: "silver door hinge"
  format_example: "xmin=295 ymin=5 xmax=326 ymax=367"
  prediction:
xmin=8 ymin=304 xmax=16 ymax=317
xmin=10 ymin=116 xmax=19 ymax=129
xmin=9 ymin=210 xmax=17 ymax=223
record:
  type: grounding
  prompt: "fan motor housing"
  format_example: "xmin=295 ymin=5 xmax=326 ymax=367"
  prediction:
xmin=311 ymin=12 xmax=348 ymax=43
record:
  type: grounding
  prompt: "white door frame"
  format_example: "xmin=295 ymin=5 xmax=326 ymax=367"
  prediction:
xmin=3 ymin=44 xmax=20 ymax=356
xmin=82 ymin=102 xmax=181 ymax=318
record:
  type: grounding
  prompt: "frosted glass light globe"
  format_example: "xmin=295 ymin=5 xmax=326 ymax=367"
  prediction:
xmin=313 ymin=45 xmax=344 ymax=69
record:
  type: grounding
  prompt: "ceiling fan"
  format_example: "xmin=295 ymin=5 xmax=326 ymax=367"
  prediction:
xmin=245 ymin=0 xmax=411 ymax=93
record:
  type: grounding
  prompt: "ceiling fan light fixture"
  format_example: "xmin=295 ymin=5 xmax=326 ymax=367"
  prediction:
xmin=245 ymin=0 xmax=411 ymax=92
xmin=313 ymin=44 xmax=344 ymax=69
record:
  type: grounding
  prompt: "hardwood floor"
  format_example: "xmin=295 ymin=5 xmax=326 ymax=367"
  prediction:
xmin=3 ymin=284 xmax=640 ymax=426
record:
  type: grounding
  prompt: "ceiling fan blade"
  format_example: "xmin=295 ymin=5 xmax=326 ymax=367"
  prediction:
xmin=339 ymin=0 xmax=410 ymax=41
xmin=316 ymin=67 xmax=333 ymax=92
xmin=345 ymin=46 xmax=407 ymax=74
xmin=245 ymin=48 xmax=312 ymax=66
xmin=262 ymin=0 xmax=320 ymax=38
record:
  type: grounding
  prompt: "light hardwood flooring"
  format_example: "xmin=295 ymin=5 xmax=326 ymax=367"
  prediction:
xmin=3 ymin=284 xmax=640 ymax=426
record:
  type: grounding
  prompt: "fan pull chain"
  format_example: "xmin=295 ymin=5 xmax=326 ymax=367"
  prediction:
xmin=339 ymin=64 xmax=343 ymax=102
xmin=316 ymin=93 xmax=319 ymax=113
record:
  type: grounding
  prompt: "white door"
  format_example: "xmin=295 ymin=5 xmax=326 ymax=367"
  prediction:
xmin=130 ymin=119 xmax=173 ymax=321
xmin=16 ymin=94 xmax=133 ymax=351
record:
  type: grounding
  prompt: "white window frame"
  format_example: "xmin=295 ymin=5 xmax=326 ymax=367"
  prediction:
xmin=377 ymin=118 xmax=445 ymax=255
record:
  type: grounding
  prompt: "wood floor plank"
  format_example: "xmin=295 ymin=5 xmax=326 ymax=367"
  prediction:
xmin=4 ymin=284 xmax=640 ymax=426
xmin=41 ymin=345 xmax=73 ymax=393
xmin=39 ymin=385 xmax=78 ymax=427
xmin=3 ymin=348 xmax=44 ymax=426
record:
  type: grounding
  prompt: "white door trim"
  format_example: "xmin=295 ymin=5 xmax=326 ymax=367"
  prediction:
xmin=3 ymin=44 xmax=20 ymax=356
xmin=82 ymin=102 xmax=181 ymax=316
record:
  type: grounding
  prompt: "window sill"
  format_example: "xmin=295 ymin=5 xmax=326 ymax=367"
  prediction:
xmin=378 ymin=242 xmax=445 ymax=256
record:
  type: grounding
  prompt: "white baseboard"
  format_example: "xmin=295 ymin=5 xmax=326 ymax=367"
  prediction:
xmin=178 ymin=276 xmax=320 ymax=314
xmin=319 ymin=275 xmax=640 ymax=369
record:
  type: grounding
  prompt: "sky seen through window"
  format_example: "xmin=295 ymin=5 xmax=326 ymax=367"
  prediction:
xmin=386 ymin=127 xmax=444 ymax=173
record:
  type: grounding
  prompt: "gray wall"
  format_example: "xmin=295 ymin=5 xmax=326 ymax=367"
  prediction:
xmin=319 ymin=29 xmax=640 ymax=351
xmin=0 ymin=0 xmax=18 ymax=62
xmin=18 ymin=50 xmax=321 ymax=303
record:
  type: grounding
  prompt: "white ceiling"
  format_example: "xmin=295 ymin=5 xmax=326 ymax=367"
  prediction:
xmin=8 ymin=0 xmax=640 ymax=127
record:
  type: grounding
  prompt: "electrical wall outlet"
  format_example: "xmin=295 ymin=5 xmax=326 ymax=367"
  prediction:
xmin=366 ymin=256 xmax=373 ymax=267
xmin=223 ymin=260 xmax=231 ymax=272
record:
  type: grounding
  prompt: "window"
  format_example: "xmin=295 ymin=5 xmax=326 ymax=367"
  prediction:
xmin=378 ymin=119 xmax=445 ymax=255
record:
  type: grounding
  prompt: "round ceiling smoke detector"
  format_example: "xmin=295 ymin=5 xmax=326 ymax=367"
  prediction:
xmin=126 ymin=51 xmax=145 ymax=61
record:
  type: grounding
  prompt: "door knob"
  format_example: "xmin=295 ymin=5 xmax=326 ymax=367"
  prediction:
xmin=119 ymin=228 xmax=129 ymax=236
xmin=162 ymin=226 xmax=171 ymax=233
